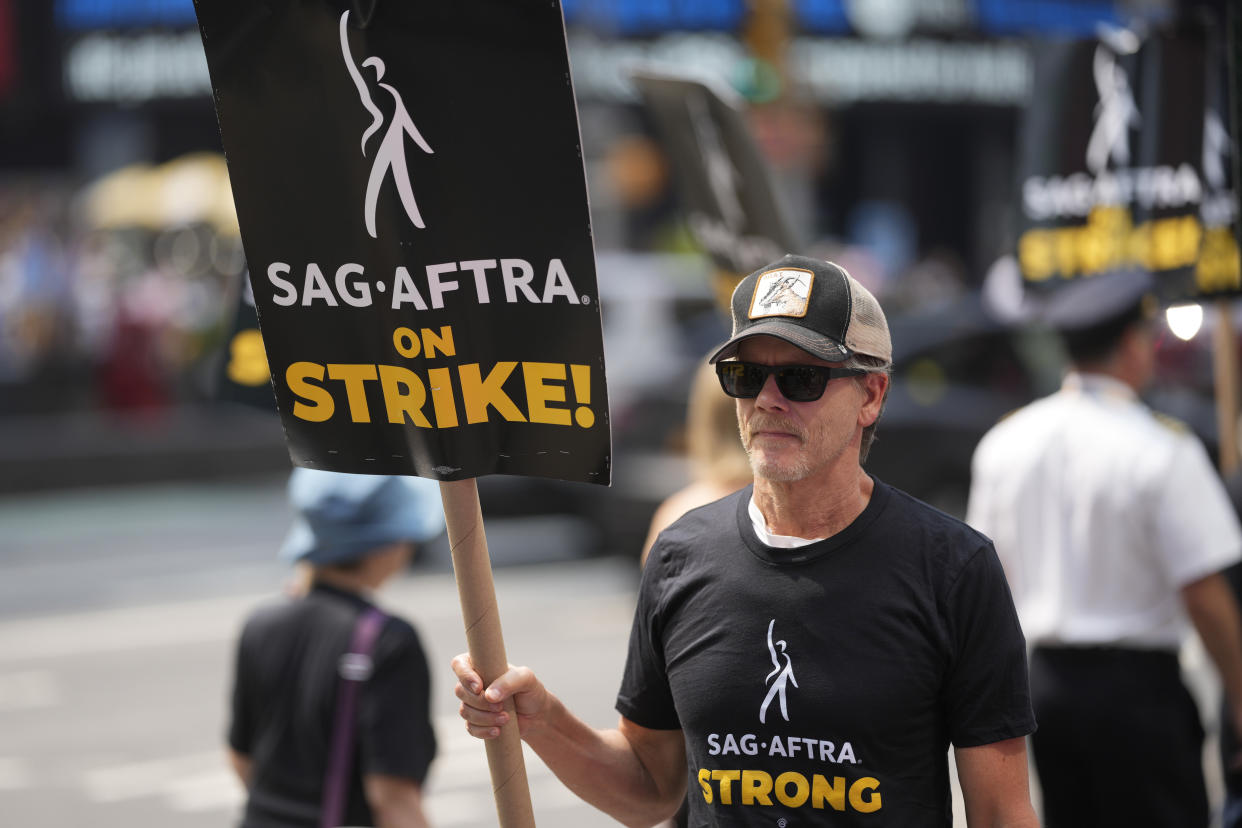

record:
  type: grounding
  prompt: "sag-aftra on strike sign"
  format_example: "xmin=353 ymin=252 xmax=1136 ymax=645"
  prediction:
xmin=195 ymin=1 xmax=610 ymax=485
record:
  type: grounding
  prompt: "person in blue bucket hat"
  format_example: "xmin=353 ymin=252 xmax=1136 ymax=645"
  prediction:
xmin=227 ymin=469 xmax=444 ymax=828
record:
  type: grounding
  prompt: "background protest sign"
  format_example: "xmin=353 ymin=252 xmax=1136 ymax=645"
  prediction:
xmin=631 ymin=67 xmax=801 ymax=299
xmin=1015 ymin=22 xmax=1242 ymax=472
xmin=1015 ymin=27 xmax=1240 ymax=302
xmin=195 ymin=0 xmax=610 ymax=486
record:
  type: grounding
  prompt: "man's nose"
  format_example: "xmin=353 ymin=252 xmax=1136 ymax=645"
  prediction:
xmin=755 ymin=374 xmax=789 ymax=408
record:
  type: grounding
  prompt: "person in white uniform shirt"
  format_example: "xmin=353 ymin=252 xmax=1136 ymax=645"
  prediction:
xmin=967 ymin=269 xmax=1242 ymax=828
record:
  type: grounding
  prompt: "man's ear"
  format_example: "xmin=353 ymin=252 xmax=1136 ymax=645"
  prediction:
xmin=858 ymin=372 xmax=889 ymax=427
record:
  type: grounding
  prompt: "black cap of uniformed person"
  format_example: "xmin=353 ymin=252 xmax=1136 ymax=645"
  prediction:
xmin=1037 ymin=269 xmax=1158 ymax=365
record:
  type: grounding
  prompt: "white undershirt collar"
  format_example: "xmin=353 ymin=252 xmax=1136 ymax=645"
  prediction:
xmin=748 ymin=496 xmax=825 ymax=548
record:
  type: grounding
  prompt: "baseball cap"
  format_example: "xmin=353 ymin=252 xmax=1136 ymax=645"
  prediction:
xmin=279 ymin=468 xmax=445 ymax=566
xmin=708 ymin=254 xmax=892 ymax=365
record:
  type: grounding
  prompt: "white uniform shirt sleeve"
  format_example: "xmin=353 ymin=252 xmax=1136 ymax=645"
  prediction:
xmin=1152 ymin=434 xmax=1242 ymax=587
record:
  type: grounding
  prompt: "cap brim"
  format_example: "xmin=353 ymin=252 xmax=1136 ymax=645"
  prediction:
xmin=278 ymin=518 xmax=318 ymax=563
xmin=1036 ymin=270 xmax=1155 ymax=331
xmin=708 ymin=321 xmax=853 ymax=364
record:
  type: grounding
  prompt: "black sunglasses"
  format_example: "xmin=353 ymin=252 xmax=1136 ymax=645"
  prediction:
xmin=715 ymin=361 xmax=865 ymax=403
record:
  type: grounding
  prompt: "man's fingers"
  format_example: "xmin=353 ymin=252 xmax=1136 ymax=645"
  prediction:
xmin=453 ymin=680 xmax=504 ymax=712
xmin=463 ymin=720 xmax=503 ymax=739
xmin=481 ymin=665 xmax=534 ymax=704
xmin=459 ymin=699 xmax=509 ymax=730
xmin=450 ymin=653 xmax=483 ymax=695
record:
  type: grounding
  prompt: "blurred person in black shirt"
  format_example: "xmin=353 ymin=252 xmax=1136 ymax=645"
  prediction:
xmin=228 ymin=469 xmax=444 ymax=827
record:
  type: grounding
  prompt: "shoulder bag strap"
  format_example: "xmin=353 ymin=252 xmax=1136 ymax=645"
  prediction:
xmin=321 ymin=606 xmax=388 ymax=828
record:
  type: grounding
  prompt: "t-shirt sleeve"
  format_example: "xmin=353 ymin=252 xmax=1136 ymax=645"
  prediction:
xmin=615 ymin=546 xmax=681 ymax=730
xmin=942 ymin=543 xmax=1036 ymax=748
xmin=358 ymin=622 xmax=437 ymax=783
xmin=1154 ymin=436 xmax=1242 ymax=587
xmin=227 ymin=624 xmax=253 ymax=755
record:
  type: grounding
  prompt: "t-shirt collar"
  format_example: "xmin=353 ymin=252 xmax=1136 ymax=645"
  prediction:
xmin=738 ymin=477 xmax=890 ymax=566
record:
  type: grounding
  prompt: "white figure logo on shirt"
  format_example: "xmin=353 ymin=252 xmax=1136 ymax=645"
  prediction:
xmin=760 ymin=619 xmax=798 ymax=724
xmin=339 ymin=11 xmax=435 ymax=238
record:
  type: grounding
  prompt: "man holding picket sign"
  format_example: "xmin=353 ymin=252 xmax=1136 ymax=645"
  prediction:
xmin=196 ymin=2 xmax=612 ymax=825
xmin=455 ymin=255 xmax=1039 ymax=826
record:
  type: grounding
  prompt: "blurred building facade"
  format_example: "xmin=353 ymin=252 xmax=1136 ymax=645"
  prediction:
xmin=3 ymin=0 xmax=1224 ymax=515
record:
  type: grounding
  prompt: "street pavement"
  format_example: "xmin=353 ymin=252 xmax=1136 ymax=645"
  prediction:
xmin=0 ymin=475 xmax=642 ymax=827
xmin=0 ymin=476 xmax=1227 ymax=826
xmin=0 ymin=556 xmax=641 ymax=827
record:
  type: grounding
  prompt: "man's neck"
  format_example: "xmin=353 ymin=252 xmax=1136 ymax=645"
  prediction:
xmin=1064 ymin=368 xmax=1137 ymax=398
xmin=752 ymin=468 xmax=874 ymax=539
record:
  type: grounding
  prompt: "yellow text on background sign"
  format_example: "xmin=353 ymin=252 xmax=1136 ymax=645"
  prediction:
xmin=284 ymin=325 xmax=597 ymax=429
xmin=1018 ymin=205 xmax=1241 ymax=293
xmin=227 ymin=328 xmax=271 ymax=386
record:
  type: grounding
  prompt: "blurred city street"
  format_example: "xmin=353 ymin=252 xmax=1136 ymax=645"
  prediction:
xmin=0 ymin=475 xmax=643 ymax=827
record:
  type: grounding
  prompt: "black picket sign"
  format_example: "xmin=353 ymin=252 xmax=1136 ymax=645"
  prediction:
xmin=195 ymin=0 xmax=610 ymax=485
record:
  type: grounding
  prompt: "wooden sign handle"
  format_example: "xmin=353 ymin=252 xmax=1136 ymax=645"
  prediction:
xmin=1214 ymin=300 xmax=1240 ymax=476
xmin=439 ymin=478 xmax=537 ymax=828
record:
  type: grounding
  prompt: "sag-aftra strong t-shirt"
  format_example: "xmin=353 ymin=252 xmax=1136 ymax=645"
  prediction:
xmin=617 ymin=480 xmax=1035 ymax=826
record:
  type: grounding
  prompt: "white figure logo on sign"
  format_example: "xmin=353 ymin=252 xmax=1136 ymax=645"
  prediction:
xmin=340 ymin=10 xmax=435 ymax=238
xmin=1086 ymin=45 xmax=1140 ymax=176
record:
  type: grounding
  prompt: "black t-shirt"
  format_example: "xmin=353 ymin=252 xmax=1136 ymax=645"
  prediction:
xmin=617 ymin=480 xmax=1035 ymax=826
xmin=229 ymin=582 xmax=436 ymax=828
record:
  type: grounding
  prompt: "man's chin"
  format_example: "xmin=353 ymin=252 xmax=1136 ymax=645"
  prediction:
xmin=749 ymin=454 xmax=809 ymax=484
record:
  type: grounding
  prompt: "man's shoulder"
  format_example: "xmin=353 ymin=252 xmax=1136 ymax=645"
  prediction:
xmin=882 ymin=481 xmax=988 ymax=540
xmin=1128 ymin=405 xmax=1200 ymax=453
xmin=235 ymin=597 xmax=310 ymax=659
xmin=376 ymin=613 xmax=422 ymax=650
xmin=876 ymin=480 xmax=995 ymax=578
xmin=370 ymin=613 xmax=429 ymax=672
xmin=241 ymin=595 xmax=298 ymax=634
xmin=665 ymin=485 xmax=747 ymax=534
xmin=647 ymin=487 xmax=749 ymax=571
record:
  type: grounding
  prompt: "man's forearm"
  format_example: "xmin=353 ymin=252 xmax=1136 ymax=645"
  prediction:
xmin=364 ymin=775 xmax=428 ymax=828
xmin=1184 ymin=572 xmax=1242 ymax=714
xmin=521 ymin=696 xmax=684 ymax=828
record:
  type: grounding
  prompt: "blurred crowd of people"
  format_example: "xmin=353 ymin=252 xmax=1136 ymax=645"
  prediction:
xmin=0 ymin=159 xmax=245 ymax=417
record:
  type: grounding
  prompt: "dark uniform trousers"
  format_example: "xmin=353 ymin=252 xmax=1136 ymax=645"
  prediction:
xmin=1030 ymin=645 xmax=1207 ymax=828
